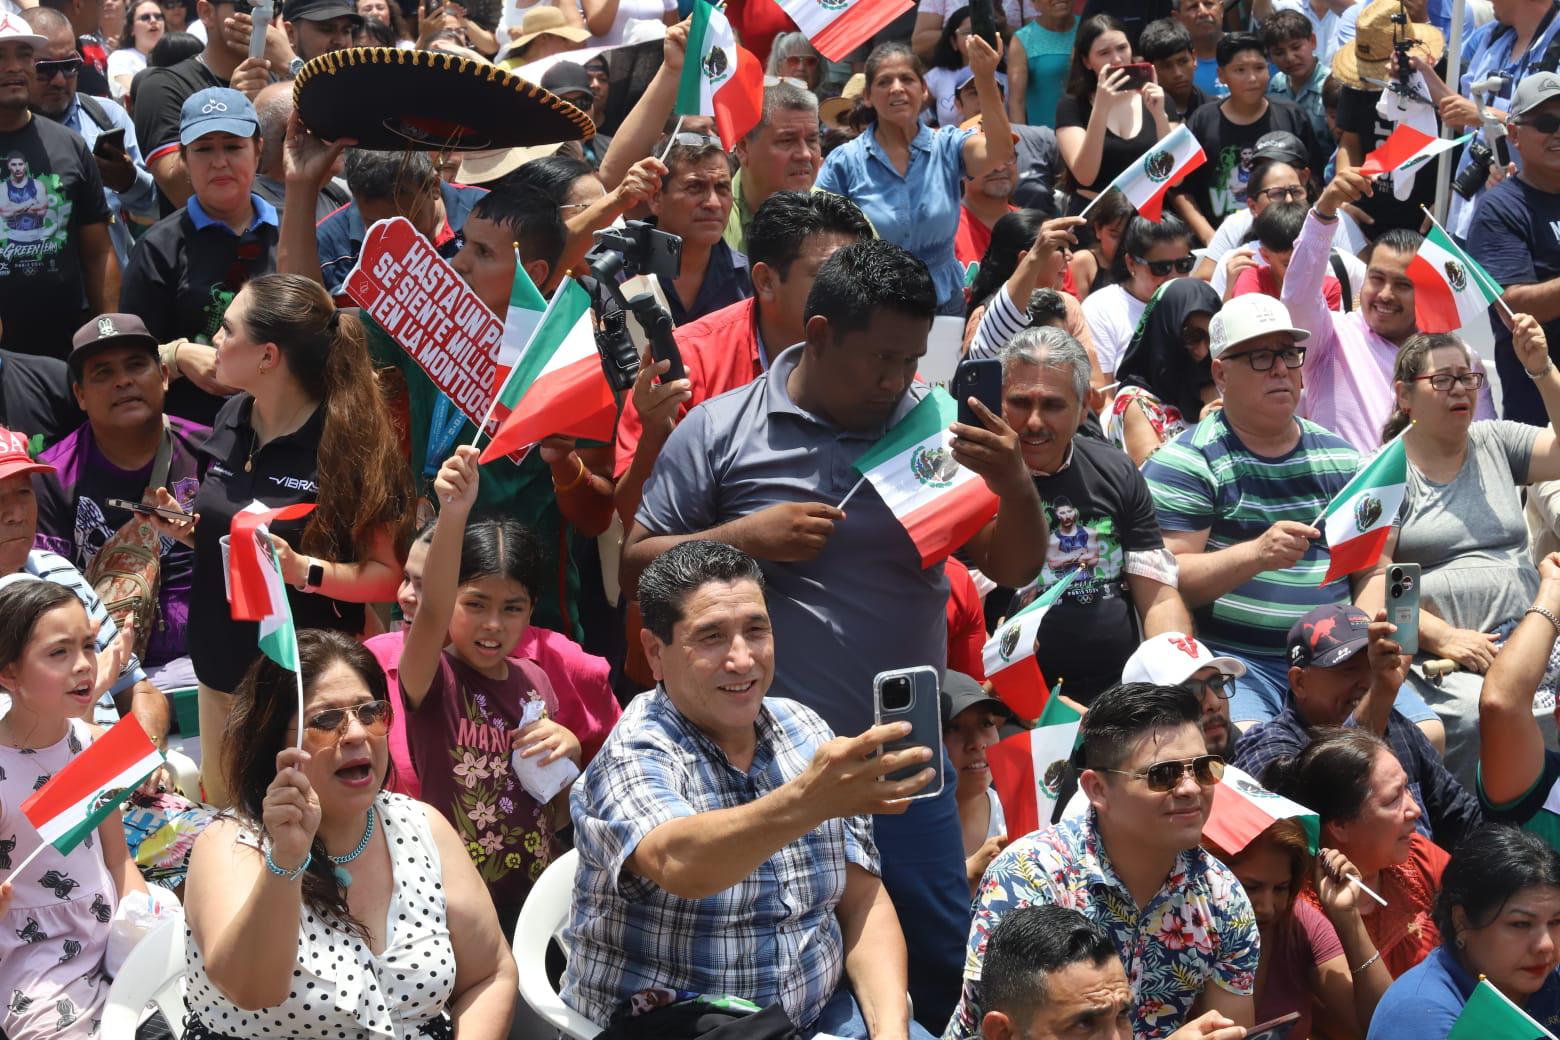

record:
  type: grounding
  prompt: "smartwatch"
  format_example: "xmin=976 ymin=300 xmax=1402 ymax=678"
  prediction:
xmin=297 ymin=558 xmax=324 ymax=592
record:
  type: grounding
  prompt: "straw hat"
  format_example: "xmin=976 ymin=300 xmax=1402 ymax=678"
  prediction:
xmin=819 ymin=73 xmax=866 ymax=130
xmin=1331 ymin=0 xmax=1444 ymax=89
xmin=457 ymin=142 xmax=567 ymax=183
xmin=511 ymin=7 xmax=589 ymax=52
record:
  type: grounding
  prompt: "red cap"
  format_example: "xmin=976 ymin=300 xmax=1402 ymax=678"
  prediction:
xmin=0 ymin=428 xmax=55 ymax=482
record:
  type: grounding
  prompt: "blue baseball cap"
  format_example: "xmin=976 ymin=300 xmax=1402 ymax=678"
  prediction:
xmin=179 ymin=87 xmax=259 ymax=146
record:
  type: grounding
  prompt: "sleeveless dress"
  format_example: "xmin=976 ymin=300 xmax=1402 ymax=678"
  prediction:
xmin=0 ymin=717 xmax=117 ymax=1040
xmin=182 ymin=792 xmax=458 ymax=1039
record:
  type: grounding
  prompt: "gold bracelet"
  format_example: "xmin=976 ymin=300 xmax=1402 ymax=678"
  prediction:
xmin=553 ymin=456 xmax=588 ymax=493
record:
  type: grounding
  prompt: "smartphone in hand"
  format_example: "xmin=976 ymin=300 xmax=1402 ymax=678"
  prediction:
xmin=952 ymin=357 xmax=1003 ymax=429
xmin=873 ymin=666 xmax=944 ymax=799
xmin=1386 ymin=563 xmax=1421 ymax=656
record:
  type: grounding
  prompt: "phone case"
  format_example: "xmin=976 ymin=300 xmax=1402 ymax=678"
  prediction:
xmin=952 ymin=358 xmax=1003 ymax=429
xmin=1387 ymin=564 xmax=1421 ymax=657
xmin=873 ymin=666 xmax=944 ymax=800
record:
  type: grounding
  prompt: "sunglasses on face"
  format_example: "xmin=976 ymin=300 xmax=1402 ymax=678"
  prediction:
xmin=1225 ymin=345 xmax=1307 ymax=371
xmin=299 ymin=700 xmax=392 ymax=743
xmin=1519 ymin=112 xmax=1560 ymax=136
xmin=36 ymin=56 xmax=82 ymax=79
xmin=1185 ymin=674 xmax=1234 ymax=700
xmin=1132 ymin=254 xmax=1197 ymax=276
xmin=137 ymin=11 xmax=166 ymax=20
xmin=1413 ymin=370 xmax=1487 ymax=391
xmin=1095 ymin=753 xmax=1225 ymax=792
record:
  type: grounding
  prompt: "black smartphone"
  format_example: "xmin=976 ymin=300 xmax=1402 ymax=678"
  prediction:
xmin=952 ymin=356 xmax=1003 ymax=428
xmin=873 ymin=666 xmax=944 ymax=797
xmin=106 ymin=498 xmax=188 ymax=523
xmin=969 ymin=0 xmax=999 ymax=50
xmin=92 ymin=128 xmax=126 ymax=158
xmin=1246 ymin=1012 xmax=1300 ymax=1040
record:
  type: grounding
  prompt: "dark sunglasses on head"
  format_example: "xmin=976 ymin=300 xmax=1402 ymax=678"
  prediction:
xmin=1519 ymin=112 xmax=1560 ymax=136
xmin=36 ymin=56 xmax=82 ymax=79
xmin=1095 ymin=753 xmax=1225 ymax=792
xmin=301 ymin=700 xmax=393 ymax=742
xmin=1132 ymin=254 xmax=1197 ymax=276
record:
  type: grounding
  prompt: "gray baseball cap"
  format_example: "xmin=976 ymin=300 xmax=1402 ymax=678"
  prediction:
xmin=1513 ymin=71 xmax=1560 ymax=118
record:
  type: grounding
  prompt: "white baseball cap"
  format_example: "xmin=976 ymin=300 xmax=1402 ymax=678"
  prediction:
xmin=1209 ymin=294 xmax=1311 ymax=359
xmin=0 ymin=12 xmax=47 ymax=48
xmin=1122 ymin=633 xmax=1247 ymax=687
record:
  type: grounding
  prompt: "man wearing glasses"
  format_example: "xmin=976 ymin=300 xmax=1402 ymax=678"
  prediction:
xmin=948 ymin=682 xmax=1259 ymax=1040
xmin=1143 ymin=294 xmax=1374 ymax=727
xmin=1122 ymin=632 xmax=1246 ymax=760
xmin=1233 ymin=603 xmax=1481 ymax=852
xmin=1284 ymin=166 xmax=1496 ymax=452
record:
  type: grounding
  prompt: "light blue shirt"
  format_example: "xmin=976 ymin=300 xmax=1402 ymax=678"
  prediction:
xmin=59 ymin=94 xmax=158 ymax=266
xmin=1272 ymin=0 xmax=1347 ymax=61
xmin=1194 ymin=56 xmax=1230 ymax=100
xmin=1269 ymin=60 xmax=1335 ymax=152
xmin=814 ymin=122 xmax=973 ymax=309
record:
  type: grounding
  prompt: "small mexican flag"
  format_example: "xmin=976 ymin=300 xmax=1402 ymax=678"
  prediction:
xmin=495 ymin=256 xmax=547 ymax=398
xmin=1359 ymin=125 xmax=1473 ymax=179
xmin=987 ymin=695 xmax=1082 ymax=839
xmin=1409 ymin=223 xmax=1504 ymax=358
xmin=1086 ymin=124 xmax=1205 ymax=222
xmin=851 ymin=387 xmax=998 ymax=568
xmin=1204 ymin=762 xmax=1321 ymax=856
xmin=1447 ymin=979 xmax=1559 ymax=1040
xmin=478 ymin=278 xmax=617 ymax=464
xmin=229 ymin=501 xmax=315 ymax=670
xmin=778 ymin=0 xmax=914 ymax=61
xmin=21 ymin=715 xmax=163 ymax=859
xmin=1318 ymin=439 xmax=1408 ymax=584
xmin=676 ymin=0 xmax=763 ymax=150
xmin=982 ymin=570 xmax=1079 ymax=718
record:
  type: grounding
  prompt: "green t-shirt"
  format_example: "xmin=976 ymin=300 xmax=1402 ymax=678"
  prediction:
xmin=366 ymin=316 xmax=583 ymax=641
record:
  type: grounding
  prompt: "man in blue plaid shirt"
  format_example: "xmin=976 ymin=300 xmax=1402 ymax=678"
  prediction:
xmin=563 ymin=540 xmax=939 ymax=1038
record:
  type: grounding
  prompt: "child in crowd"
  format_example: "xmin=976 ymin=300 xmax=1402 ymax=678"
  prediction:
xmin=1139 ymin=16 xmax=1209 ymax=118
xmin=943 ymin=671 xmax=1010 ymax=895
xmin=397 ymin=446 xmax=585 ymax=937
xmin=1067 ymin=188 xmax=1133 ymax=300
xmin=0 ymin=579 xmax=149 ymax=1040
xmin=1264 ymin=10 xmax=1335 ymax=154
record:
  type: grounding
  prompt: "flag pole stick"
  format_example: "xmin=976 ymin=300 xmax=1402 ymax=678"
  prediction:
xmin=1349 ymin=873 xmax=1389 ymax=907
xmin=837 ymin=475 xmax=866 ymax=511
xmin=1420 ymin=205 xmax=1516 ymax=320
xmin=658 ymin=115 xmax=685 ymax=163
xmin=5 ymin=841 xmax=52 ymax=882
xmin=293 ymin=666 xmax=306 ymax=750
xmin=1309 ymin=420 xmax=1415 ymax=529
xmin=468 ymin=244 xmax=527 ymax=453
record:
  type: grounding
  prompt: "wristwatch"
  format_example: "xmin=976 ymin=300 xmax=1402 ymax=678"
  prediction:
xmin=295 ymin=558 xmax=324 ymax=592
xmin=289 ymin=56 xmax=306 ymax=77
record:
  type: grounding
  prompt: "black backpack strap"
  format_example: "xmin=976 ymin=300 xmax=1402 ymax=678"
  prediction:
xmin=1330 ymin=250 xmax=1353 ymax=313
xmin=76 ymin=93 xmax=115 ymax=133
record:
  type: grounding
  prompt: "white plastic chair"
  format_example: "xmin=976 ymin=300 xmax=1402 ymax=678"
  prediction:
xmin=102 ymin=915 xmax=186 ymax=1040
xmin=921 ymin=315 xmax=968 ymax=390
xmin=512 ymin=849 xmax=601 ymax=1040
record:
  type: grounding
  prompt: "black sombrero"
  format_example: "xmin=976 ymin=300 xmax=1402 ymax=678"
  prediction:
xmin=293 ymin=47 xmax=595 ymax=152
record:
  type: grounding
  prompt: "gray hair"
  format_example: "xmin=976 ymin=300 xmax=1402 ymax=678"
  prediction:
xmin=255 ymin=85 xmax=291 ymax=172
xmin=746 ymin=79 xmax=820 ymax=142
xmin=999 ymin=326 xmax=1090 ymax=403
xmin=766 ymin=31 xmax=821 ymax=74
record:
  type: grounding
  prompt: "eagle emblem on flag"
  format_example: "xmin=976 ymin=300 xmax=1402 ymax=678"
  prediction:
xmin=910 ymin=444 xmax=959 ymax=488
xmin=1444 ymin=259 xmax=1467 ymax=292
xmin=1353 ymin=494 xmax=1382 ymax=533
xmin=702 ymin=47 xmax=731 ymax=86
xmin=1144 ymin=150 xmax=1175 ymax=182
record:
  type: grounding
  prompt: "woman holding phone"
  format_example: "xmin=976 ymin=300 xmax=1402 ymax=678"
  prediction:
xmin=1054 ymin=14 xmax=1170 ymax=218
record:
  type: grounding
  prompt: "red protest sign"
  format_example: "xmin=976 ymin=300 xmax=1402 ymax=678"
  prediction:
xmin=344 ymin=217 xmax=506 ymax=430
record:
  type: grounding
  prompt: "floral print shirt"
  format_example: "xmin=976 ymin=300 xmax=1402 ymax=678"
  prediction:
xmin=946 ymin=811 xmax=1260 ymax=1039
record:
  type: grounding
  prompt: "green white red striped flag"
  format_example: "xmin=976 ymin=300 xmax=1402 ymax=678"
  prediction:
xmin=987 ymin=694 xmax=1082 ymax=837
xmin=478 ymin=277 xmax=617 ymax=464
xmin=777 ymin=0 xmax=914 ymax=61
xmin=1358 ymin=125 xmax=1473 ymax=179
xmin=676 ymin=0 xmax=763 ymax=150
xmin=1204 ymin=762 xmax=1321 ymax=855
xmin=1409 ymin=222 xmax=1503 ymax=358
xmin=229 ymin=502 xmax=314 ymax=670
xmin=851 ymin=387 xmax=998 ymax=568
xmin=1318 ymin=439 xmax=1407 ymax=584
xmin=981 ymin=569 xmax=1078 ymax=718
xmin=21 ymin=715 xmax=162 ymax=860
xmin=1086 ymin=125 xmax=1205 ymax=222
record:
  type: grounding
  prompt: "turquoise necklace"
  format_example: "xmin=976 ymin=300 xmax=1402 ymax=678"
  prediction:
xmin=329 ymin=805 xmax=376 ymax=888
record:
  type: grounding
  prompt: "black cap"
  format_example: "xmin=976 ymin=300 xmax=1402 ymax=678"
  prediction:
xmin=941 ymin=670 xmax=1013 ymax=724
xmin=540 ymin=61 xmax=593 ymax=105
xmin=1252 ymin=130 xmax=1308 ymax=168
xmin=1287 ymin=604 xmax=1373 ymax=669
xmin=70 ymin=313 xmax=160 ymax=380
xmin=284 ymin=0 xmax=363 ymax=24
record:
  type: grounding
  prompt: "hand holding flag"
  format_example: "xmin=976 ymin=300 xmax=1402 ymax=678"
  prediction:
xmin=263 ymin=746 xmax=322 ymax=879
xmin=1078 ymin=125 xmax=1206 ymax=222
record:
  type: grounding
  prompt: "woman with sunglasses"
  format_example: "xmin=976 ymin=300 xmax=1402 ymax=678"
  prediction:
xmin=1208 ymin=819 xmax=1393 ymax=1038
xmin=182 ymin=628 xmax=517 ymax=1039
xmin=1268 ymin=728 xmax=1448 ymax=981
xmin=1352 ymin=318 xmax=1560 ymax=789
xmin=1367 ymin=824 xmax=1560 ymax=1039
xmin=119 ymin=86 xmax=276 ymax=427
xmin=1106 ymin=278 xmax=1222 ymax=465
xmin=1082 ymin=212 xmax=1195 ymax=379
xmin=108 ymin=0 xmax=164 ymax=100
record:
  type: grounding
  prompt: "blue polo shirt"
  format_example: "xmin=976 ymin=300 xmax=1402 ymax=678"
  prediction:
xmin=635 ymin=344 xmax=948 ymax=737
xmin=1367 ymin=946 xmax=1560 ymax=1039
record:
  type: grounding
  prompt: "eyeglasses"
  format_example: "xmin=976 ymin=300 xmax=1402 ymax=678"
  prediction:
xmin=136 ymin=10 xmax=166 ymax=19
xmin=1254 ymin=184 xmax=1307 ymax=203
xmin=1518 ymin=112 xmax=1560 ymax=136
xmin=36 ymin=56 xmax=82 ymax=79
xmin=671 ymin=132 xmax=722 ymax=150
xmin=1185 ymin=674 xmax=1235 ymax=701
xmin=1131 ymin=254 xmax=1197 ymax=276
xmin=1224 ymin=345 xmax=1307 ymax=371
xmin=1095 ymin=754 xmax=1225 ymax=792
xmin=299 ymin=700 xmax=392 ymax=743
xmin=1413 ymin=370 xmax=1487 ymax=391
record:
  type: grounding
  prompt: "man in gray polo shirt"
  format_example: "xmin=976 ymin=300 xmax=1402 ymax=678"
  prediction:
xmin=622 ymin=239 xmax=1047 ymax=1032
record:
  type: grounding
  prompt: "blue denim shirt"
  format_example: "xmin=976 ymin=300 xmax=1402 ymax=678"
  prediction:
xmin=815 ymin=122 xmax=973 ymax=309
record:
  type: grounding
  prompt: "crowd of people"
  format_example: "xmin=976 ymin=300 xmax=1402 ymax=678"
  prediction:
xmin=2 ymin=0 xmax=1560 ymax=1034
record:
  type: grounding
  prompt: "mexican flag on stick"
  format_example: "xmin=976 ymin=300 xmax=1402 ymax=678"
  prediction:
xmin=1318 ymin=439 xmax=1407 ymax=584
xmin=1447 ymin=978 xmax=1558 ymax=1040
xmin=1080 ymin=125 xmax=1205 ymax=222
xmin=17 ymin=715 xmax=163 ymax=871
xmin=982 ymin=569 xmax=1079 ymax=718
xmin=778 ymin=0 xmax=914 ymax=61
xmin=1409 ymin=220 xmax=1505 ymax=358
xmin=495 ymin=257 xmax=547 ymax=399
xmin=1204 ymin=762 xmax=1321 ymax=855
xmin=229 ymin=501 xmax=314 ymax=670
xmin=987 ymin=695 xmax=1082 ymax=838
xmin=676 ymin=0 xmax=763 ymax=150
xmin=850 ymin=386 xmax=998 ymax=568
xmin=478 ymin=278 xmax=617 ymax=464
xmin=1359 ymin=125 xmax=1473 ymax=179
